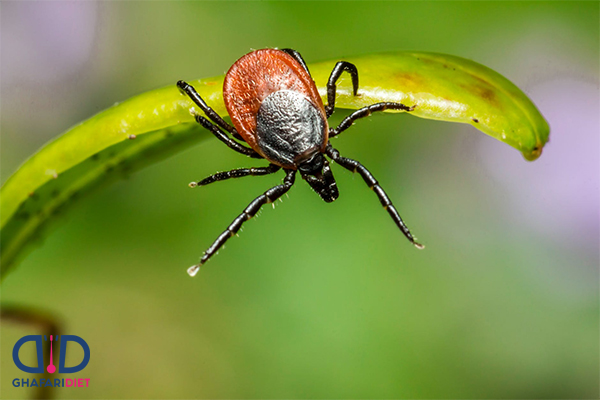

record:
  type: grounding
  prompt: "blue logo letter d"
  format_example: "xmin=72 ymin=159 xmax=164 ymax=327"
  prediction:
xmin=58 ymin=335 xmax=90 ymax=373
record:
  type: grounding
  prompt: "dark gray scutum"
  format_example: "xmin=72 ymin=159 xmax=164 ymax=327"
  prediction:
xmin=256 ymin=90 xmax=325 ymax=166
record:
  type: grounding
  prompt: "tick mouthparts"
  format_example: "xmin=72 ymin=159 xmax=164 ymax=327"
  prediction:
xmin=187 ymin=265 xmax=200 ymax=277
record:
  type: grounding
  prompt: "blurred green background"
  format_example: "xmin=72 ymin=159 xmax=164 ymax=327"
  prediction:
xmin=1 ymin=1 xmax=598 ymax=398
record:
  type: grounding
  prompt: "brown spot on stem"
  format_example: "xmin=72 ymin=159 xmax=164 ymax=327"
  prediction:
xmin=395 ymin=72 xmax=424 ymax=90
xmin=459 ymin=82 xmax=499 ymax=106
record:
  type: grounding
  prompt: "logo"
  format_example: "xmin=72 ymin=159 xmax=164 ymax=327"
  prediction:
xmin=12 ymin=335 xmax=91 ymax=388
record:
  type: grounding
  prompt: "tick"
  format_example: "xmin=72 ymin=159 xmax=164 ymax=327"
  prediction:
xmin=178 ymin=48 xmax=423 ymax=277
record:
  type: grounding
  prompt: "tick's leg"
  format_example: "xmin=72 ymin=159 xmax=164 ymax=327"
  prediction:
xmin=187 ymin=169 xmax=296 ymax=276
xmin=281 ymin=48 xmax=312 ymax=76
xmin=189 ymin=164 xmax=281 ymax=188
xmin=326 ymin=61 xmax=359 ymax=118
xmin=194 ymin=114 xmax=263 ymax=159
xmin=326 ymin=144 xmax=423 ymax=249
xmin=329 ymin=102 xmax=416 ymax=138
xmin=177 ymin=80 xmax=244 ymax=141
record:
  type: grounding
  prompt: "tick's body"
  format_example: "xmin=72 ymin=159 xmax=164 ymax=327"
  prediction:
xmin=178 ymin=48 xmax=422 ymax=276
xmin=224 ymin=49 xmax=328 ymax=167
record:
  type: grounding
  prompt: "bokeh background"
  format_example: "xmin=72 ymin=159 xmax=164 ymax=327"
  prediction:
xmin=1 ymin=1 xmax=598 ymax=398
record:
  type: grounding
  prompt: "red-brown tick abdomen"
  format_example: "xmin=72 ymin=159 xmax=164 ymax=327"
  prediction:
xmin=223 ymin=49 xmax=328 ymax=165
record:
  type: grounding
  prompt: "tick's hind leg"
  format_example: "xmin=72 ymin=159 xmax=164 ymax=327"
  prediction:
xmin=326 ymin=144 xmax=423 ymax=249
xmin=329 ymin=102 xmax=415 ymax=138
xmin=177 ymin=80 xmax=244 ymax=141
xmin=187 ymin=169 xmax=296 ymax=276
xmin=189 ymin=164 xmax=281 ymax=188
